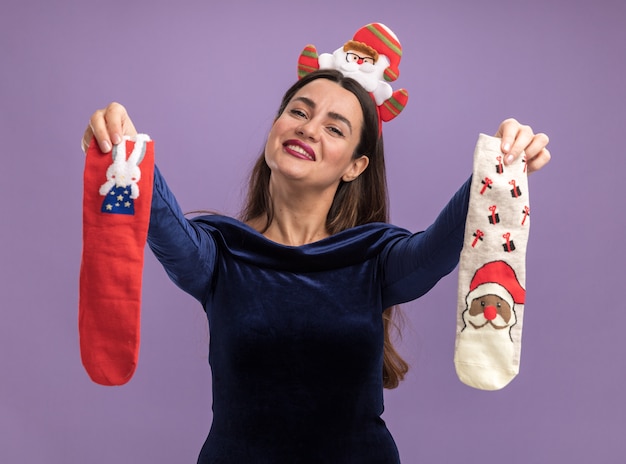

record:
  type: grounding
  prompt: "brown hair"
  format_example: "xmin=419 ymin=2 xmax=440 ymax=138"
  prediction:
xmin=240 ymin=69 xmax=408 ymax=389
xmin=343 ymin=40 xmax=379 ymax=62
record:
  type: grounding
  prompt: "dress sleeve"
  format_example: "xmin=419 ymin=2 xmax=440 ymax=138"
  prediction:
xmin=380 ymin=177 xmax=471 ymax=307
xmin=147 ymin=165 xmax=217 ymax=304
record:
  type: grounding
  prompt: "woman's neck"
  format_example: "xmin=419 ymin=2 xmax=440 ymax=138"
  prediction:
xmin=248 ymin=178 xmax=337 ymax=246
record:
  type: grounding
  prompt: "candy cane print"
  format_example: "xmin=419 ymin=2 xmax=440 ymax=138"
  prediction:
xmin=522 ymin=206 xmax=530 ymax=226
xmin=471 ymin=229 xmax=485 ymax=248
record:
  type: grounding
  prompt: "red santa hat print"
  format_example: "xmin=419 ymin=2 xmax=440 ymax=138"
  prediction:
xmin=465 ymin=260 xmax=526 ymax=310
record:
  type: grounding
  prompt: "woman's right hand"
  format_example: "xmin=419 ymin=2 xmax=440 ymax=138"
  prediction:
xmin=81 ymin=102 xmax=138 ymax=154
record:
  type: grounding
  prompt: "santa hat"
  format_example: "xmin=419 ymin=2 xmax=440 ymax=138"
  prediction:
xmin=465 ymin=260 xmax=525 ymax=310
xmin=352 ymin=23 xmax=403 ymax=82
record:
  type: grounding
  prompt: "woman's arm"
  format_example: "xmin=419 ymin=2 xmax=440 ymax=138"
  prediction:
xmin=381 ymin=177 xmax=470 ymax=307
xmin=147 ymin=166 xmax=217 ymax=303
xmin=381 ymin=119 xmax=551 ymax=307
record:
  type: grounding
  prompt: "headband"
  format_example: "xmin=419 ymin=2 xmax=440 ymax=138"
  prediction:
xmin=297 ymin=23 xmax=409 ymax=134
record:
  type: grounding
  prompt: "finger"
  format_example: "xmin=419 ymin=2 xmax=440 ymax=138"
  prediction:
xmin=81 ymin=126 xmax=94 ymax=154
xmin=121 ymin=114 xmax=137 ymax=139
xmin=496 ymin=119 xmax=534 ymax=165
xmin=527 ymin=147 xmax=551 ymax=174
xmin=89 ymin=109 xmax=113 ymax=153
xmin=495 ymin=118 xmax=522 ymax=158
xmin=109 ymin=103 xmax=138 ymax=147
xmin=523 ymin=133 xmax=550 ymax=159
xmin=87 ymin=103 xmax=136 ymax=153
xmin=506 ymin=125 xmax=534 ymax=164
xmin=103 ymin=102 xmax=129 ymax=146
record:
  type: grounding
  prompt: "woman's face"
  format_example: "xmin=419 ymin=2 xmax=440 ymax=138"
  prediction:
xmin=264 ymin=78 xmax=369 ymax=193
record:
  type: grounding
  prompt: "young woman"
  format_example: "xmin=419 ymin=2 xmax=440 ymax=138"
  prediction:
xmin=82 ymin=69 xmax=550 ymax=463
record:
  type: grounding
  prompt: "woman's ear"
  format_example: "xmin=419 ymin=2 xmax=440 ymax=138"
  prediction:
xmin=342 ymin=155 xmax=370 ymax=182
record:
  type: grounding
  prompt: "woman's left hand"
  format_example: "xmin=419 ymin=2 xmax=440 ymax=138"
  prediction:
xmin=495 ymin=118 xmax=551 ymax=173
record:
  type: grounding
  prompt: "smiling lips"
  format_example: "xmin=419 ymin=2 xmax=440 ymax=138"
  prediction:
xmin=283 ymin=139 xmax=316 ymax=161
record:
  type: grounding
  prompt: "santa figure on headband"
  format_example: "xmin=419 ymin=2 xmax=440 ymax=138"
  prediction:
xmin=297 ymin=23 xmax=409 ymax=124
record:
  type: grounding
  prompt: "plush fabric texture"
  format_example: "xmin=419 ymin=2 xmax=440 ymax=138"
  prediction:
xmin=79 ymin=135 xmax=154 ymax=386
xmin=379 ymin=88 xmax=409 ymax=122
xmin=147 ymin=166 xmax=470 ymax=463
xmin=454 ymin=134 xmax=530 ymax=391
xmin=296 ymin=22 xmax=408 ymax=126
xmin=297 ymin=44 xmax=320 ymax=79
xmin=352 ymin=23 xmax=402 ymax=82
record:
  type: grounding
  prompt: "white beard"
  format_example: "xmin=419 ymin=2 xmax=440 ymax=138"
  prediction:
xmin=455 ymin=325 xmax=515 ymax=372
xmin=333 ymin=60 xmax=378 ymax=89
xmin=455 ymin=300 xmax=523 ymax=390
xmin=455 ymin=304 xmax=519 ymax=382
xmin=454 ymin=325 xmax=517 ymax=390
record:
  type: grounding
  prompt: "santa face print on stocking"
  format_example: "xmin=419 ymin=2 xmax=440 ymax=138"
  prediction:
xmin=455 ymin=134 xmax=530 ymax=391
xmin=466 ymin=293 xmax=514 ymax=333
xmin=460 ymin=260 xmax=525 ymax=341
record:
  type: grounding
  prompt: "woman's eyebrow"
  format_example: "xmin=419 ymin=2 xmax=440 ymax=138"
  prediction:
xmin=292 ymin=96 xmax=353 ymax=134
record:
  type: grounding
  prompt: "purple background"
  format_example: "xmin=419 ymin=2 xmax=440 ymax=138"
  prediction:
xmin=1 ymin=0 xmax=625 ymax=462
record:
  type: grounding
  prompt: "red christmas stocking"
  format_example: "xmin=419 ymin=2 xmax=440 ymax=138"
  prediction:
xmin=79 ymin=134 xmax=154 ymax=386
xmin=454 ymin=134 xmax=530 ymax=390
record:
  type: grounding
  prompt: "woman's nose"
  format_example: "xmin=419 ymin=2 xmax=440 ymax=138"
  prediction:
xmin=296 ymin=120 xmax=319 ymax=140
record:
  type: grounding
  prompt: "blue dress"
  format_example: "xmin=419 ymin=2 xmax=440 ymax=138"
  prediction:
xmin=147 ymin=166 xmax=471 ymax=463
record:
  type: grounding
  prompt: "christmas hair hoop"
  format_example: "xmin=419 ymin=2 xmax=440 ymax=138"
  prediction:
xmin=296 ymin=22 xmax=409 ymax=134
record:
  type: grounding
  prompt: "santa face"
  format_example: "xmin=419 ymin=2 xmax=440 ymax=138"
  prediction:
xmin=463 ymin=294 xmax=515 ymax=332
xmin=329 ymin=47 xmax=390 ymax=92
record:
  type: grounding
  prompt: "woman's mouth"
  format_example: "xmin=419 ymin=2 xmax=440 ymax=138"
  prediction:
xmin=283 ymin=140 xmax=316 ymax=161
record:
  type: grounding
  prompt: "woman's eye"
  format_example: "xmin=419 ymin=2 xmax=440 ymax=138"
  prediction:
xmin=328 ymin=126 xmax=344 ymax=137
xmin=290 ymin=109 xmax=306 ymax=118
